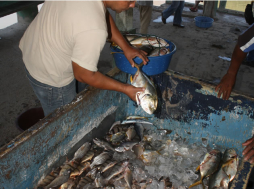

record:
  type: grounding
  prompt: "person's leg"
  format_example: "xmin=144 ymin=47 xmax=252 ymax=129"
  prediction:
xmin=173 ymin=1 xmax=185 ymax=25
xmin=25 ymin=68 xmax=76 ymax=116
xmin=138 ymin=5 xmax=152 ymax=34
xmin=162 ymin=1 xmax=180 ymax=19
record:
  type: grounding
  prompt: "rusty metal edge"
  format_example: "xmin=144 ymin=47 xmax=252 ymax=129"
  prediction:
xmin=165 ymin=69 xmax=254 ymax=101
xmin=0 ymin=67 xmax=121 ymax=158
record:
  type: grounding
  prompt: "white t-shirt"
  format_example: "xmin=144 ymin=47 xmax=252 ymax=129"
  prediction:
xmin=19 ymin=1 xmax=108 ymax=87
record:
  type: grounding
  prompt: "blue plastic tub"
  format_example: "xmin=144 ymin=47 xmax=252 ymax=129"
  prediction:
xmin=110 ymin=38 xmax=176 ymax=76
xmin=194 ymin=16 xmax=214 ymax=28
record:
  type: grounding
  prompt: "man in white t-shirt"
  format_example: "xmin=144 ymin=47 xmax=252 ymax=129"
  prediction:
xmin=20 ymin=1 xmax=148 ymax=116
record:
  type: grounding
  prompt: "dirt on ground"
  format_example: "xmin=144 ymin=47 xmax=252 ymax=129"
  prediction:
xmin=0 ymin=3 xmax=252 ymax=148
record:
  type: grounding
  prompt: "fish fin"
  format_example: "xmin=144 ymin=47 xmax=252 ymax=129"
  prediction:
xmin=221 ymin=158 xmax=235 ymax=169
xmin=130 ymin=75 xmax=133 ymax=83
xmin=136 ymin=93 xmax=141 ymax=105
xmin=134 ymin=62 xmax=144 ymax=70
xmin=195 ymin=165 xmax=200 ymax=172
xmin=188 ymin=180 xmax=203 ymax=188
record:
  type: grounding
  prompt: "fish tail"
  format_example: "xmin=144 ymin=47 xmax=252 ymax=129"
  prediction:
xmin=195 ymin=165 xmax=200 ymax=172
xmin=134 ymin=62 xmax=144 ymax=70
xmin=188 ymin=180 xmax=202 ymax=188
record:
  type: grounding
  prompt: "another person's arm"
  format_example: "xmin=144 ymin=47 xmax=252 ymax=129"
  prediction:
xmin=106 ymin=11 xmax=148 ymax=67
xmin=242 ymin=136 xmax=254 ymax=164
xmin=215 ymin=44 xmax=247 ymax=100
xmin=72 ymin=62 xmax=144 ymax=101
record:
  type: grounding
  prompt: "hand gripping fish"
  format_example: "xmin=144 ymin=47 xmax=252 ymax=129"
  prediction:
xmin=189 ymin=149 xmax=222 ymax=189
xmin=130 ymin=63 xmax=158 ymax=114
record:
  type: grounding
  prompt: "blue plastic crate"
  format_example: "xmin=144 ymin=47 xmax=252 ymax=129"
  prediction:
xmin=194 ymin=16 xmax=214 ymax=28
xmin=110 ymin=37 xmax=176 ymax=76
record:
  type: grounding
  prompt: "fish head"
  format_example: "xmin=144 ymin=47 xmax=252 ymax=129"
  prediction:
xmin=223 ymin=148 xmax=237 ymax=162
xmin=140 ymin=94 xmax=158 ymax=114
xmin=209 ymin=149 xmax=222 ymax=158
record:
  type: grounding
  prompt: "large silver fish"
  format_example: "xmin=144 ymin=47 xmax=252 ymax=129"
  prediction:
xmin=209 ymin=148 xmax=239 ymax=188
xmin=208 ymin=167 xmax=230 ymax=189
xmin=189 ymin=149 xmax=222 ymax=189
xmin=130 ymin=63 xmax=158 ymax=114
xmin=149 ymin=47 xmax=170 ymax=57
xmin=125 ymin=35 xmax=169 ymax=48
xmin=221 ymin=148 xmax=238 ymax=182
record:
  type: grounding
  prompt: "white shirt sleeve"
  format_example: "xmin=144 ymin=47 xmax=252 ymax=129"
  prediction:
xmin=71 ymin=29 xmax=108 ymax=72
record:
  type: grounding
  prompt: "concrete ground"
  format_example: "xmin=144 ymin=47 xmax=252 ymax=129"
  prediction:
xmin=0 ymin=3 xmax=252 ymax=149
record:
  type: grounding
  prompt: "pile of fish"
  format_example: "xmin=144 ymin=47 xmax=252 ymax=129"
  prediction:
xmin=113 ymin=34 xmax=171 ymax=57
xmin=36 ymin=117 xmax=239 ymax=189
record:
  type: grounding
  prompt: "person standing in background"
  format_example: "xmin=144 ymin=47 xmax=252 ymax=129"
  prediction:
xmin=161 ymin=1 xmax=185 ymax=28
xmin=19 ymin=1 xmax=148 ymax=116
xmin=137 ymin=1 xmax=153 ymax=34
xmin=189 ymin=0 xmax=202 ymax=12
xmin=215 ymin=23 xmax=254 ymax=164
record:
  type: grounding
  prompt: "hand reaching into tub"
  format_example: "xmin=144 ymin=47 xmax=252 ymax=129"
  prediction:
xmin=242 ymin=136 xmax=254 ymax=164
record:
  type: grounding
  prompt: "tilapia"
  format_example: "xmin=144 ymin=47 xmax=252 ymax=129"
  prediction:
xmin=93 ymin=138 xmax=115 ymax=151
xmin=76 ymin=176 xmax=94 ymax=189
xmin=60 ymin=178 xmax=77 ymax=189
xmin=72 ymin=142 xmax=91 ymax=161
xmin=104 ymin=161 xmax=129 ymax=182
xmin=70 ymin=161 xmax=91 ymax=178
xmin=45 ymin=169 xmax=71 ymax=189
xmin=36 ymin=167 xmax=61 ymax=188
xmin=95 ymin=172 xmax=105 ymax=187
xmin=132 ymin=144 xmax=145 ymax=158
xmin=90 ymin=151 xmax=112 ymax=168
xmin=108 ymin=122 xmax=129 ymax=135
xmin=86 ymin=167 xmax=99 ymax=180
xmin=130 ymin=63 xmax=158 ymax=114
xmin=189 ymin=149 xmax=222 ymax=189
xmin=99 ymin=159 xmax=118 ymax=173
xmin=60 ymin=159 xmax=79 ymax=175
xmin=126 ymin=125 xmax=136 ymax=141
xmin=124 ymin=167 xmax=133 ymax=189
xmin=110 ymin=131 xmax=127 ymax=144
xmin=81 ymin=150 xmax=95 ymax=163
xmin=115 ymin=141 xmax=139 ymax=152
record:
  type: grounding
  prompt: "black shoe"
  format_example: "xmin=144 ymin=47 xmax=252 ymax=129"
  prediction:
xmin=173 ymin=23 xmax=185 ymax=28
xmin=161 ymin=13 xmax=166 ymax=24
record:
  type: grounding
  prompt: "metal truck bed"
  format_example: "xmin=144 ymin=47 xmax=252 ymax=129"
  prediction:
xmin=0 ymin=68 xmax=253 ymax=188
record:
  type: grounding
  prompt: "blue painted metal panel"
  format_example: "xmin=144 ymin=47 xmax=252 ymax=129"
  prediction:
xmin=125 ymin=70 xmax=254 ymax=188
xmin=0 ymin=69 xmax=253 ymax=188
xmin=0 ymin=70 xmax=129 ymax=189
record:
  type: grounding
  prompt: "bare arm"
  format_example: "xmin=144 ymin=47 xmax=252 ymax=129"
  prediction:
xmin=215 ymin=43 xmax=247 ymax=100
xmin=72 ymin=62 xmax=144 ymax=101
xmin=106 ymin=10 xmax=148 ymax=66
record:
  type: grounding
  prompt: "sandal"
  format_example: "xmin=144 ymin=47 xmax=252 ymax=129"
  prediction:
xmin=189 ymin=7 xmax=198 ymax=12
